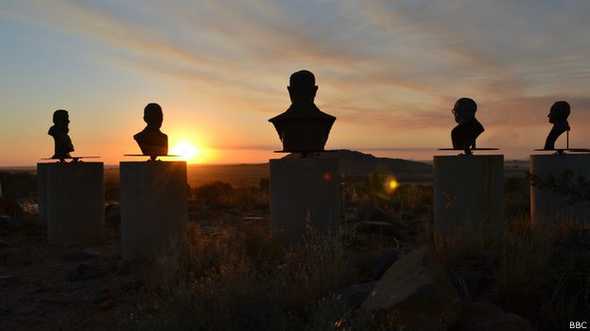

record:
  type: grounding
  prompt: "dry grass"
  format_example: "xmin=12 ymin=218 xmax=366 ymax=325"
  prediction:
xmin=128 ymin=222 xmax=359 ymax=331
xmin=434 ymin=215 xmax=590 ymax=331
xmin=125 ymin=179 xmax=590 ymax=330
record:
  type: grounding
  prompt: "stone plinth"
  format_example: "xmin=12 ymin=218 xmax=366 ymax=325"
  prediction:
xmin=120 ymin=161 xmax=188 ymax=260
xmin=38 ymin=162 xmax=104 ymax=245
xmin=530 ymin=154 xmax=590 ymax=226
xmin=433 ymin=155 xmax=504 ymax=242
xmin=270 ymin=158 xmax=342 ymax=244
xmin=36 ymin=163 xmax=50 ymax=223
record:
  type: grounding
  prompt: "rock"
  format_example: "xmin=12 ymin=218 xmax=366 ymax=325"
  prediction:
xmin=361 ymin=247 xmax=461 ymax=331
xmin=362 ymin=247 xmax=432 ymax=311
xmin=368 ymin=249 xmax=399 ymax=281
xmin=392 ymin=283 xmax=461 ymax=331
xmin=66 ymin=263 xmax=105 ymax=282
xmin=454 ymin=302 xmax=533 ymax=331
xmin=335 ymin=282 xmax=376 ymax=309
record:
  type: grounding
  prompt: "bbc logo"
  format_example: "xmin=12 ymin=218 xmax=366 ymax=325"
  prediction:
xmin=571 ymin=321 xmax=589 ymax=329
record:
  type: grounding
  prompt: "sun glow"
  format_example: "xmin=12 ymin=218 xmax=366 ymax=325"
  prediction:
xmin=170 ymin=140 xmax=201 ymax=162
xmin=386 ymin=177 xmax=399 ymax=193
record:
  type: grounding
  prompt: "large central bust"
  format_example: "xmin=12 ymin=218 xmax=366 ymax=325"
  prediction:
xmin=451 ymin=97 xmax=484 ymax=155
xmin=269 ymin=70 xmax=336 ymax=153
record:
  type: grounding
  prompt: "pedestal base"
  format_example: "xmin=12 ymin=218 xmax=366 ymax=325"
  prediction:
xmin=530 ymin=154 xmax=590 ymax=226
xmin=38 ymin=162 xmax=104 ymax=245
xmin=36 ymin=163 xmax=50 ymax=223
xmin=120 ymin=161 xmax=188 ymax=261
xmin=270 ymin=158 xmax=342 ymax=244
xmin=433 ymin=155 xmax=504 ymax=242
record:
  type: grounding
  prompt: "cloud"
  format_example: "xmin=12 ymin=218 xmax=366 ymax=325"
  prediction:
xmin=2 ymin=0 xmax=590 ymax=161
xmin=349 ymin=0 xmax=590 ymax=98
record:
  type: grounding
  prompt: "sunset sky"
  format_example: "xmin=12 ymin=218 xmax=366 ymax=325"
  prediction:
xmin=1 ymin=1 xmax=589 ymax=166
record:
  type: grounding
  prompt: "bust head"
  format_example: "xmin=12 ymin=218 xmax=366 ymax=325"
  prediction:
xmin=49 ymin=109 xmax=74 ymax=159
xmin=548 ymin=101 xmax=570 ymax=124
xmin=287 ymin=70 xmax=318 ymax=105
xmin=452 ymin=98 xmax=477 ymax=124
xmin=543 ymin=100 xmax=571 ymax=150
xmin=134 ymin=103 xmax=168 ymax=157
xmin=52 ymin=109 xmax=70 ymax=131
xmin=144 ymin=103 xmax=163 ymax=129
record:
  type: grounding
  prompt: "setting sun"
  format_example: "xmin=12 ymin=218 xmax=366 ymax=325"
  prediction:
xmin=170 ymin=140 xmax=201 ymax=162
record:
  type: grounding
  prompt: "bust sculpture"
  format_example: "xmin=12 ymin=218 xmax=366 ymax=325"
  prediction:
xmin=269 ymin=70 xmax=336 ymax=153
xmin=134 ymin=103 xmax=168 ymax=158
xmin=48 ymin=109 xmax=74 ymax=160
xmin=543 ymin=101 xmax=570 ymax=150
xmin=451 ymin=97 xmax=484 ymax=155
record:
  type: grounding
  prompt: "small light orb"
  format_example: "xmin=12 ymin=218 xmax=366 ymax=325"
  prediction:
xmin=386 ymin=178 xmax=399 ymax=193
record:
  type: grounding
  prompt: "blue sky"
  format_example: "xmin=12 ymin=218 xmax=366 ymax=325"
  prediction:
xmin=1 ymin=0 xmax=589 ymax=165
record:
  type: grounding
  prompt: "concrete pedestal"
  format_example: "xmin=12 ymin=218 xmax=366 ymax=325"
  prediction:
xmin=530 ymin=154 xmax=590 ymax=226
xmin=36 ymin=163 xmax=50 ymax=223
xmin=37 ymin=162 xmax=104 ymax=245
xmin=120 ymin=161 xmax=188 ymax=261
xmin=270 ymin=158 xmax=342 ymax=244
xmin=433 ymin=155 xmax=504 ymax=242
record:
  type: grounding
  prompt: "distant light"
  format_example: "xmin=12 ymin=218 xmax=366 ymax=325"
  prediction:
xmin=323 ymin=172 xmax=333 ymax=182
xmin=387 ymin=178 xmax=399 ymax=193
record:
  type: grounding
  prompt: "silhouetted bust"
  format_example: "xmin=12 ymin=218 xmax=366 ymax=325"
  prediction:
xmin=544 ymin=101 xmax=570 ymax=150
xmin=48 ymin=109 xmax=74 ymax=159
xmin=451 ymin=98 xmax=484 ymax=155
xmin=134 ymin=103 xmax=168 ymax=157
xmin=269 ymin=70 xmax=336 ymax=153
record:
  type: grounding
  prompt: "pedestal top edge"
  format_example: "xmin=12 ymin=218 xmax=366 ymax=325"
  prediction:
xmin=269 ymin=158 xmax=340 ymax=163
xmin=530 ymin=153 xmax=590 ymax=160
xmin=120 ymin=160 xmax=188 ymax=165
xmin=433 ymin=154 xmax=504 ymax=160
xmin=36 ymin=162 xmax=104 ymax=166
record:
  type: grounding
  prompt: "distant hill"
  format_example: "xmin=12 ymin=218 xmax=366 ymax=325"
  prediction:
xmin=186 ymin=150 xmax=433 ymax=187
xmin=0 ymin=151 xmax=433 ymax=191
xmin=283 ymin=149 xmax=432 ymax=181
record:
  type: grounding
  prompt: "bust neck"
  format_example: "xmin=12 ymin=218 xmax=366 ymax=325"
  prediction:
xmin=288 ymin=102 xmax=319 ymax=112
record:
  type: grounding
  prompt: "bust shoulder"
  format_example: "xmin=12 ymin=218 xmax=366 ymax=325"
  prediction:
xmin=133 ymin=130 xmax=145 ymax=142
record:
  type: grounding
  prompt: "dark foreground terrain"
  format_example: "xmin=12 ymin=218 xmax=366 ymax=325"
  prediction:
xmin=1 ymin=164 xmax=589 ymax=330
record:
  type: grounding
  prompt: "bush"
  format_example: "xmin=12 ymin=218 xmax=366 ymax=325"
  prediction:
xmin=192 ymin=181 xmax=269 ymax=211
